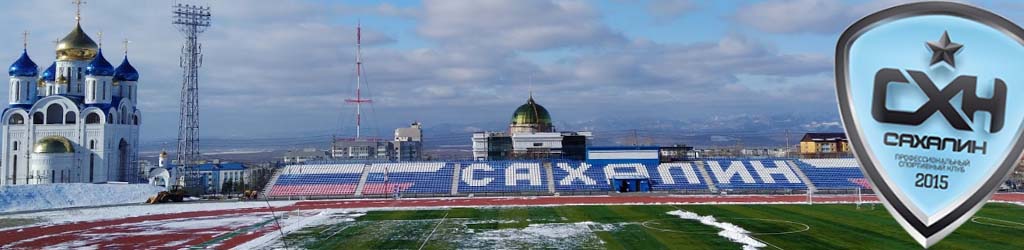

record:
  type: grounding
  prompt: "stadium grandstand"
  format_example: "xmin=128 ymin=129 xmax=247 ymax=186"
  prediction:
xmin=262 ymin=157 xmax=870 ymax=199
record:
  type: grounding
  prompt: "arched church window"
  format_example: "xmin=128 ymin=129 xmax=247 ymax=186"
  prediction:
xmin=86 ymin=113 xmax=101 ymax=124
xmin=32 ymin=112 xmax=43 ymax=124
xmin=8 ymin=113 xmax=24 ymax=124
xmin=65 ymin=112 xmax=77 ymax=124
xmin=107 ymin=114 xmax=113 ymax=124
xmin=133 ymin=115 xmax=139 ymax=125
xmin=45 ymin=104 xmax=64 ymax=124
xmin=13 ymin=141 xmax=18 ymax=151
xmin=89 ymin=140 xmax=95 ymax=149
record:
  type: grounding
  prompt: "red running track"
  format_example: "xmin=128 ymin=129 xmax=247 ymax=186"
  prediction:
xmin=2 ymin=193 xmax=1022 ymax=249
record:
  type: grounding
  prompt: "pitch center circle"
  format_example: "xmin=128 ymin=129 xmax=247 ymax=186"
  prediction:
xmin=971 ymin=216 xmax=1024 ymax=230
xmin=642 ymin=217 xmax=810 ymax=235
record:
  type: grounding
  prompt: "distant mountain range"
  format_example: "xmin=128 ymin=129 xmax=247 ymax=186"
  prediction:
xmin=140 ymin=113 xmax=844 ymax=158
xmin=424 ymin=112 xmax=844 ymax=148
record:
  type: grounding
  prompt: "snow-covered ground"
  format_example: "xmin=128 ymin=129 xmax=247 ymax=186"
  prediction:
xmin=668 ymin=210 xmax=766 ymax=250
xmin=1 ymin=200 xmax=298 ymax=228
xmin=235 ymin=209 xmax=366 ymax=249
xmin=458 ymin=221 xmax=620 ymax=249
xmin=0 ymin=183 xmax=165 ymax=213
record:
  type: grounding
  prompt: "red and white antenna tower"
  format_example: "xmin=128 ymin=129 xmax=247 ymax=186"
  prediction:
xmin=345 ymin=22 xmax=373 ymax=139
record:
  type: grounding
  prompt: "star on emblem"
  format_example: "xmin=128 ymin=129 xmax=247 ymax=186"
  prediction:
xmin=927 ymin=31 xmax=963 ymax=68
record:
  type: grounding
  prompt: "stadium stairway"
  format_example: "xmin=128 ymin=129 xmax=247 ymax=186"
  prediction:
xmin=787 ymin=160 xmax=817 ymax=193
xmin=693 ymin=161 xmax=718 ymax=193
xmin=354 ymin=164 xmax=370 ymax=197
xmin=545 ymin=162 xmax=556 ymax=194
xmin=260 ymin=168 xmax=284 ymax=198
xmin=450 ymin=163 xmax=461 ymax=195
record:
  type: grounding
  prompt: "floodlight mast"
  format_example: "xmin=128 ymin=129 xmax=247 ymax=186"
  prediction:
xmin=172 ymin=3 xmax=211 ymax=194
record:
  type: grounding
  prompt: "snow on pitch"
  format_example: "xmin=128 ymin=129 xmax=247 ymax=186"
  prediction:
xmin=0 ymin=183 xmax=164 ymax=213
xmin=235 ymin=210 xmax=366 ymax=249
xmin=1 ymin=199 xmax=298 ymax=229
xmin=459 ymin=221 xmax=617 ymax=249
xmin=668 ymin=210 xmax=766 ymax=250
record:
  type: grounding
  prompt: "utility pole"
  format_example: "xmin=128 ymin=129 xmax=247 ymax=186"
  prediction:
xmin=632 ymin=129 xmax=638 ymax=147
xmin=785 ymin=129 xmax=791 ymax=157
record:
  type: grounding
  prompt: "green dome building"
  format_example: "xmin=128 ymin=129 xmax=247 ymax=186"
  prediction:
xmin=472 ymin=94 xmax=592 ymax=161
xmin=510 ymin=95 xmax=554 ymax=134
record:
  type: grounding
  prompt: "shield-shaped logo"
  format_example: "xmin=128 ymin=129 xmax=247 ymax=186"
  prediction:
xmin=836 ymin=2 xmax=1024 ymax=247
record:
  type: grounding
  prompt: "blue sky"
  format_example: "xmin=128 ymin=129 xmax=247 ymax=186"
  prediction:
xmin=2 ymin=0 xmax=1022 ymax=141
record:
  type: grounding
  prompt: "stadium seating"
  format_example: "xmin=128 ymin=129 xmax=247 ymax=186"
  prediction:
xmin=648 ymin=162 xmax=709 ymax=191
xmin=262 ymin=158 xmax=867 ymax=198
xmin=794 ymin=158 xmax=869 ymax=189
xmin=457 ymin=161 xmax=549 ymax=193
xmin=703 ymin=159 xmax=806 ymax=190
xmin=268 ymin=164 xmax=364 ymax=196
xmin=361 ymin=162 xmax=454 ymax=194
xmin=552 ymin=160 xmax=610 ymax=192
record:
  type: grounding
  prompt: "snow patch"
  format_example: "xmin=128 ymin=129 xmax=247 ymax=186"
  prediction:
xmin=668 ymin=210 xmax=765 ymax=250
xmin=995 ymin=201 xmax=1024 ymax=207
xmin=460 ymin=222 xmax=606 ymax=249
xmin=0 ymin=183 xmax=164 ymax=213
xmin=2 ymin=200 xmax=298 ymax=229
xmin=234 ymin=210 xmax=365 ymax=249
xmin=158 ymin=216 xmax=265 ymax=230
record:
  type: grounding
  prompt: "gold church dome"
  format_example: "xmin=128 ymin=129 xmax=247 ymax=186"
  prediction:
xmin=34 ymin=136 xmax=75 ymax=154
xmin=511 ymin=96 xmax=553 ymax=127
xmin=56 ymin=23 xmax=98 ymax=61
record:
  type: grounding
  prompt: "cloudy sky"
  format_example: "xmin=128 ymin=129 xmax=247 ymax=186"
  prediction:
xmin=2 ymin=0 xmax=1020 ymax=141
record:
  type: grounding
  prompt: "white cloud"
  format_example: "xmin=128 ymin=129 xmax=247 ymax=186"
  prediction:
xmin=647 ymin=0 xmax=696 ymax=23
xmin=734 ymin=0 xmax=931 ymax=34
xmin=417 ymin=0 xmax=626 ymax=51
xmin=0 ymin=1 xmax=839 ymax=140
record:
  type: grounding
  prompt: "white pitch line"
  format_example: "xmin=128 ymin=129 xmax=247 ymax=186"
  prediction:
xmin=418 ymin=211 xmax=449 ymax=250
xmin=971 ymin=216 xmax=1024 ymax=229
xmin=750 ymin=235 xmax=784 ymax=250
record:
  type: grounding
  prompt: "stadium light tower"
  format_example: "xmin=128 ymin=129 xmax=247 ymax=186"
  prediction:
xmin=172 ymin=2 xmax=211 ymax=193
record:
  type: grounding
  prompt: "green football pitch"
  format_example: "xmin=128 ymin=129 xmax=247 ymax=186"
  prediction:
xmin=280 ymin=203 xmax=1024 ymax=249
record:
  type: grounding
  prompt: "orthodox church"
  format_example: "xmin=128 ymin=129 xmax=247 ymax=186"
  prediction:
xmin=1 ymin=12 xmax=141 ymax=185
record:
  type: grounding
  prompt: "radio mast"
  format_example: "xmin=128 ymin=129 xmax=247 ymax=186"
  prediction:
xmin=345 ymin=23 xmax=373 ymax=139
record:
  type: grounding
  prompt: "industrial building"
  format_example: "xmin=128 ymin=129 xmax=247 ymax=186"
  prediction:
xmin=330 ymin=138 xmax=394 ymax=160
xmin=393 ymin=122 xmax=423 ymax=161
xmin=283 ymin=148 xmax=329 ymax=164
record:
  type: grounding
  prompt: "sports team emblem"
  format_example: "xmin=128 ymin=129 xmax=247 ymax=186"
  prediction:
xmin=836 ymin=2 xmax=1024 ymax=247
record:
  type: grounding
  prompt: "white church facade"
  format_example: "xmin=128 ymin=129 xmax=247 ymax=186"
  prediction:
xmin=1 ymin=16 xmax=140 ymax=185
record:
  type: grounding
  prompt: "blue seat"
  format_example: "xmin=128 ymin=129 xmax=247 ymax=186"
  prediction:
xmin=361 ymin=162 xmax=454 ymax=194
xmin=552 ymin=160 xmax=610 ymax=192
xmin=794 ymin=159 xmax=868 ymax=189
xmin=703 ymin=159 xmax=807 ymax=190
xmin=457 ymin=161 xmax=548 ymax=193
